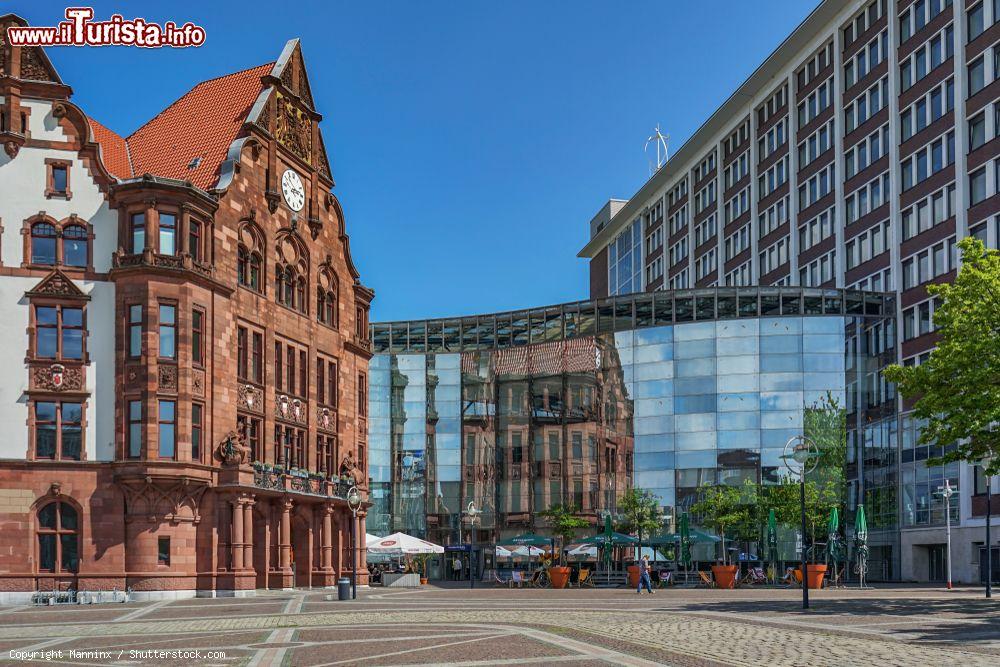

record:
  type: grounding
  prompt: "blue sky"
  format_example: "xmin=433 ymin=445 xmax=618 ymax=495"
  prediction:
xmin=20 ymin=1 xmax=817 ymax=321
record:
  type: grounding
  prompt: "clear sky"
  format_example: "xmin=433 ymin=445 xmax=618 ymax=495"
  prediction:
xmin=18 ymin=0 xmax=818 ymax=321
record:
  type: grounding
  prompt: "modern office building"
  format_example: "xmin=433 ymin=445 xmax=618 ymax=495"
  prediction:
xmin=0 ymin=14 xmax=373 ymax=602
xmin=369 ymin=287 xmax=899 ymax=579
xmin=578 ymin=0 xmax=1000 ymax=583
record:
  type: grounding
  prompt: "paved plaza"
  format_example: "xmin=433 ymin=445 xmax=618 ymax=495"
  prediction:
xmin=0 ymin=585 xmax=998 ymax=666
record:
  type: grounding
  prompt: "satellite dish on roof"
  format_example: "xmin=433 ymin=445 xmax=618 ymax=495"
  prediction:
xmin=645 ymin=124 xmax=669 ymax=176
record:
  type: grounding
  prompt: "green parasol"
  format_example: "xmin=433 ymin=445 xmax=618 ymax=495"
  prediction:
xmin=647 ymin=529 xmax=721 ymax=545
xmin=579 ymin=531 xmax=639 ymax=546
xmin=827 ymin=507 xmax=844 ymax=564
xmin=854 ymin=504 xmax=869 ymax=588
xmin=503 ymin=533 xmax=552 ymax=547
xmin=854 ymin=505 xmax=868 ymax=542
xmin=766 ymin=508 xmax=778 ymax=560
xmin=679 ymin=512 xmax=692 ymax=568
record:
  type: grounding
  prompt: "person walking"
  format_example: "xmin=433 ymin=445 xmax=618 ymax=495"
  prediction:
xmin=636 ymin=554 xmax=654 ymax=594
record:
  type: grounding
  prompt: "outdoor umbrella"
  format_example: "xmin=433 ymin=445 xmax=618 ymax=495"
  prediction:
xmin=367 ymin=532 xmax=444 ymax=555
xmin=503 ymin=533 xmax=552 ymax=547
xmin=365 ymin=533 xmax=382 ymax=548
xmin=827 ymin=507 xmax=845 ymax=570
xmin=679 ymin=513 xmax=692 ymax=572
xmin=854 ymin=504 xmax=869 ymax=588
xmin=578 ymin=531 xmax=639 ymax=546
xmin=766 ymin=509 xmax=778 ymax=583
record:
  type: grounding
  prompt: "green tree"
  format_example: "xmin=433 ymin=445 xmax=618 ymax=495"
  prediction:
xmin=690 ymin=482 xmax=758 ymax=564
xmin=616 ymin=488 xmax=665 ymax=557
xmin=538 ymin=503 xmax=588 ymax=566
xmin=884 ymin=237 xmax=1000 ymax=475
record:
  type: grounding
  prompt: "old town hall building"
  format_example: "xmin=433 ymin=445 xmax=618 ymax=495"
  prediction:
xmin=0 ymin=14 xmax=373 ymax=601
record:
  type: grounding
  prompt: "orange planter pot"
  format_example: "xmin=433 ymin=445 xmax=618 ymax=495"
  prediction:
xmin=549 ymin=566 xmax=571 ymax=589
xmin=711 ymin=564 xmax=739 ymax=589
xmin=626 ymin=565 xmax=641 ymax=588
xmin=798 ymin=564 xmax=827 ymax=589
xmin=419 ymin=577 xmax=428 ymax=585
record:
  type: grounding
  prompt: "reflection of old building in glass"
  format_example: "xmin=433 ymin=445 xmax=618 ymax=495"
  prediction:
xmin=370 ymin=287 xmax=900 ymax=577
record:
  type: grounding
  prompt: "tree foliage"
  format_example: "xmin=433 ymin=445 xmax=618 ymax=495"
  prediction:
xmin=690 ymin=482 xmax=758 ymax=564
xmin=884 ymin=237 xmax=1000 ymax=475
xmin=616 ymin=488 xmax=664 ymax=539
xmin=538 ymin=503 xmax=589 ymax=565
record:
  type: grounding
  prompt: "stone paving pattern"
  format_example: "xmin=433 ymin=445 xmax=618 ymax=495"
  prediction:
xmin=0 ymin=585 xmax=997 ymax=666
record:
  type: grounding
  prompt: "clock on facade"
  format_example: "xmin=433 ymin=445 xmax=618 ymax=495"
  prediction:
xmin=280 ymin=169 xmax=306 ymax=212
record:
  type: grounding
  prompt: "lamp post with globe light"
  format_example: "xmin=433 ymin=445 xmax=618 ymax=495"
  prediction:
xmin=347 ymin=485 xmax=362 ymax=600
xmin=984 ymin=455 xmax=994 ymax=599
xmin=465 ymin=501 xmax=480 ymax=590
xmin=934 ymin=480 xmax=954 ymax=590
xmin=782 ymin=435 xmax=819 ymax=610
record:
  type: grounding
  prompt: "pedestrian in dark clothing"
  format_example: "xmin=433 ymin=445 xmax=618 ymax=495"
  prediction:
xmin=636 ymin=554 xmax=653 ymax=594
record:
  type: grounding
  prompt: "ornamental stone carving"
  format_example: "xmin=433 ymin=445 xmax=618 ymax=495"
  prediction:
xmin=31 ymin=363 xmax=83 ymax=392
xmin=216 ymin=429 xmax=250 ymax=466
xmin=238 ymin=383 xmax=263 ymax=414
xmin=158 ymin=365 xmax=178 ymax=392
xmin=275 ymin=394 xmax=307 ymax=426
xmin=274 ymin=93 xmax=311 ymax=163
xmin=192 ymin=369 xmax=205 ymax=397
xmin=317 ymin=406 xmax=336 ymax=433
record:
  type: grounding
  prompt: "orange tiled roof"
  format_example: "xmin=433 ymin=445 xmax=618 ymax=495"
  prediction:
xmin=87 ymin=118 xmax=131 ymax=180
xmin=91 ymin=63 xmax=273 ymax=190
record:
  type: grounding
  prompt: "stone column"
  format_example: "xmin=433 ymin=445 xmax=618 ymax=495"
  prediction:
xmin=333 ymin=511 xmax=344 ymax=578
xmin=243 ymin=496 xmax=255 ymax=571
xmin=321 ymin=504 xmax=334 ymax=570
xmin=279 ymin=497 xmax=292 ymax=571
xmin=231 ymin=498 xmax=244 ymax=571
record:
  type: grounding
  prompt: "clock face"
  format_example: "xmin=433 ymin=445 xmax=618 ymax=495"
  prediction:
xmin=281 ymin=169 xmax=305 ymax=212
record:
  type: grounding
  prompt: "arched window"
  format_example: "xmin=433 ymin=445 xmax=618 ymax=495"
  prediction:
xmin=317 ymin=270 xmax=338 ymax=326
xmin=37 ymin=501 xmax=79 ymax=573
xmin=237 ymin=222 xmax=264 ymax=293
xmin=62 ymin=224 xmax=88 ymax=267
xmin=274 ymin=234 xmax=308 ymax=314
xmin=31 ymin=222 xmax=58 ymax=265
xmin=295 ymin=275 xmax=306 ymax=312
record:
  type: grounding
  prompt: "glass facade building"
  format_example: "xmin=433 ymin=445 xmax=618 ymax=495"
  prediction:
xmin=369 ymin=287 xmax=901 ymax=577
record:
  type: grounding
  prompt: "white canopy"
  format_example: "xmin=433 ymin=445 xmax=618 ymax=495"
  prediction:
xmin=365 ymin=533 xmax=382 ymax=548
xmin=367 ymin=532 xmax=444 ymax=555
xmin=495 ymin=545 xmax=514 ymax=558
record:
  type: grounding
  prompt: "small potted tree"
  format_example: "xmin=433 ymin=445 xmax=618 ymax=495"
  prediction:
xmin=538 ymin=503 xmax=588 ymax=589
xmin=690 ymin=483 xmax=755 ymax=589
xmin=617 ymin=488 xmax=664 ymax=588
xmin=411 ymin=554 xmax=431 ymax=585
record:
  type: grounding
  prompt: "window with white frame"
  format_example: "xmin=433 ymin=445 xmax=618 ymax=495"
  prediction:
xmin=757 ymin=118 xmax=787 ymax=161
xmin=966 ymin=0 xmax=1000 ymax=42
xmin=799 ymin=250 xmax=835 ymax=287
xmin=757 ymin=85 xmax=787 ymax=126
xmin=843 ymin=0 xmax=887 ymax=48
xmin=797 ymin=77 xmax=833 ymax=128
xmin=725 ymin=224 xmax=751 ymax=261
xmin=901 ymin=236 xmax=958 ymax=290
xmin=798 ymin=120 xmax=834 ymax=169
xmin=796 ymin=43 xmax=833 ymax=91
xmin=724 ymin=188 xmax=750 ymax=224
xmin=667 ymin=180 xmax=687 ymax=207
xmin=968 ymin=214 xmax=1000 ymax=249
xmin=845 ymin=219 xmax=890 ymax=269
xmin=668 ymin=238 xmax=689 ymax=267
xmin=901 ymin=183 xmax=956 ymax=240
xmin=668 ymin=204 xmax=688 ymax=236
xmin=694 ymin=181 xmax=716 ymax=215
xmin=607 ymin=218 xmax=643 ymax=296
xmin=899 ymin=23 xmax=955 ymax=92
xmin=798 ymin=207 xmax=835 ymax=252
xmin=725 ymin=121 xmax=750 ymax=157
xmin=850 ymin=266 xmax=893 ymax=292
xmin=901 ymin=78 xmax=954 ymax=142
xmin=845 ymin=124 xmax=890 ymax=179
xmin=900 ymin=130 xmax=955 ymax=191
xmin=646 ymin=225 xmax=664 ymax=254
xmin=724 ymin=261 xmax=753 ymax=286
xmin=759 ymin=237 xmax=789 ymax=276
xmin=844 ymin=28 xmax=889 ymax=89
xmin=845 ymin=170 xmax=890 ymax=224
xmin=898 ymin=0 xmax=952 ymax=43
xmin=695 ymin=153 xmax=716 ymax=181
xmin=797 ymin=163 xmax=834 ymax=211
xmin=759 ymin=195 xmax=789 ymax=238
xmin=902 ymin=296 xmax=943 ymax=340
xmin=694 ymin=214 xmax=717 ymax=247
xmin=845 ymin=75 xmax=889 ymax=132
xmin=668 ymin=269 xmax=690 ymax=290
xmin=695 ymin=248 xmax=717 ymax=282
xmin=646 ymin=256 xmax=664 ymax=285
xmin=757 ymin=157 xmax=788 ymax=198
xmin=724 ymin=151 xmax=749 ymax=189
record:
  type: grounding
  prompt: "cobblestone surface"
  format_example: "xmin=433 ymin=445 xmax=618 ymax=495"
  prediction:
xmin=0 ymin=586 xmax=996 ymax=665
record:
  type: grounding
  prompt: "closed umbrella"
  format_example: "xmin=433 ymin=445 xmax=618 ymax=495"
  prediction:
xmin=679 ymin=513 xmax=692 ymax=572
xmin=767 ymin=509 xmax=778 ymax=582
xmin=854 ymin=505 xmax=869 ymax=589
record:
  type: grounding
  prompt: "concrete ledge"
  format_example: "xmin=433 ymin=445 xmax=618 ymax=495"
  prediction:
xmin=130 ymin=589 xmax=197 ymax=602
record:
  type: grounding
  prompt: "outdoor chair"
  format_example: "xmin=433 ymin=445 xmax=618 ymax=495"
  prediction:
xmin=578 ymin=568 xmax=596 ymax=588
xmin=749 ymin=567 xmax=767 ymax=584
xmin=696 ymin=571 xmax=715 ymax=588
xmin=657 ymin=571 xmax=674 ymax=588
xmin=510 ymin=571 xmax=525 ymax=588
xmin=493 ymin=570 xmax=510 ymax=587
xmin=527 ymin=569 xmax=543 ymax=588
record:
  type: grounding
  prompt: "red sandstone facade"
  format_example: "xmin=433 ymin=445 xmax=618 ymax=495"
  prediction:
xmin=0 ymin=14 xmax=373 ymax=601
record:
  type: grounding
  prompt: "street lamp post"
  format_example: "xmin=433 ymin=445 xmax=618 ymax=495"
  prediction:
xmin=347 ymin=486 xmax=362 ymax=600
xmin=934 ymin=480 xmax=954 ymax=590
xmin=466 ymin=501 xmax=480 ymax=590
xmin=985 ymin=458 xmax=993 ymax=599
xmin=782 ymin=435 xmax=819 ymax=611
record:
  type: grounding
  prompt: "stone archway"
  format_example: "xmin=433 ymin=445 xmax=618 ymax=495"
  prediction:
xmin=291 ymin=510 xmax=313 ymax=588
xmin=252 ymin=502 xmax=272 ymax=590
